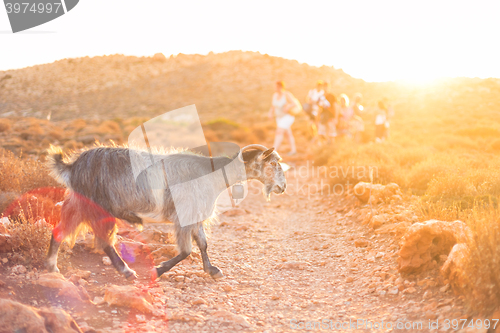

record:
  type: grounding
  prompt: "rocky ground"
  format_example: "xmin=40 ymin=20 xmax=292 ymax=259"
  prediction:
xmin=1 ymin=161 xmax=485 ymax=333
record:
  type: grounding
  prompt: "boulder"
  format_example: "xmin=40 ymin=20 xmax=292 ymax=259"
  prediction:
xmin=35 ymin=272 xmax=90 ymax=301
xmin=441 ymin=243 xmax=470 ymax=295
xmin=0 ymin=299 xmax=82 ymax=333
xmin=104 ymin=284 xmax=155 ymax=314
xmin=398 ymin=220 xmax=472 ymax=274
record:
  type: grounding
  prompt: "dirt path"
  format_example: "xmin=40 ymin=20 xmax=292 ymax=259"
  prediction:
xmin=151 ymin=164 xmax=467 ymax=332
xmin=0 ymin=163 xmax=468 ymax=332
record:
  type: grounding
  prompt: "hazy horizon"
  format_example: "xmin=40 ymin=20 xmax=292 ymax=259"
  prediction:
xmin=1 ymin=0 xmax=499 ymax=83
xmin=1 ymin=49 xmax=499 ymax=84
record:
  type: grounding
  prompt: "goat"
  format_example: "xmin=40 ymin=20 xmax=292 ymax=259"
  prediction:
xmin=46 ymin=144 xmax=286 ymax=280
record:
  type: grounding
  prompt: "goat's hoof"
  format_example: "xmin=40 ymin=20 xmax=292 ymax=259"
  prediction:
xmin=46 ymin=264 xmax=59 ymax=274
xmin=209 ymin=267 xmax=223 ymax=279
xmin=124 ymin=269 xmax=138 ymax=280
xmin=150 ymin=267 xmax=159 ymax=281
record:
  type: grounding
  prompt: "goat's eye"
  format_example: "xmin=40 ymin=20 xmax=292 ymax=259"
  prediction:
xmin=270 ymin=161 xmax=277 ymax=166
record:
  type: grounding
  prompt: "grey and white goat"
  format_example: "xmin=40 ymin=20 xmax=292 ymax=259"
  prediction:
xmin=46 ymin=144 xmax=286 ymax=279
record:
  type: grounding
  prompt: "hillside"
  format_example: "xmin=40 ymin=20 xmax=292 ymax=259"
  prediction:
xmin=0 ymin=51 xmax=366 ymax=122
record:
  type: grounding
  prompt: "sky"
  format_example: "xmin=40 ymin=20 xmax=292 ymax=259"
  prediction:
xmin=0 ymin=0 xmax=499 ymax=82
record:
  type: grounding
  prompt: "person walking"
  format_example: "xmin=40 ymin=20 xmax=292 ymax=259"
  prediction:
xmin=338 ymin=94 xmax=354 ymax=137
xmin=375 ymin=100 xmax=388 ymax=142
xmin=317 ymin=82 xmax=338 ymax=144
xmin=304 ymin=80 xmax=324 ymax=138
xmin=268 ymin=81 xmax=297 ymax=155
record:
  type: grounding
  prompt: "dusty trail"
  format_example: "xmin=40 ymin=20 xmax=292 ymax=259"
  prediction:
xmin=154 ymin=164 xmax=466 ymax=332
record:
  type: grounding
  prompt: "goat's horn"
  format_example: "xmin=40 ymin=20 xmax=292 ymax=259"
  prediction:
xmin=238 ymin=144 xmax=269 ymax=163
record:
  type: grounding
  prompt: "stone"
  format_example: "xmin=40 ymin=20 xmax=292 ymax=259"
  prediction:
xmin=276 ymin=261 xmax=309 ymax=270
xmin=440 ymin=243 xmax=469 ymax=294
xmin=0 ymin=233 xmax=12 ymax=252
xmin=65 ymin=269 xmax=92 ymax=280
xmin=374 ymin=222 xmax=411 ymax=236
xmin=102 ymin=257 xmax=112 ymax=266
xmin=388 ymin=287 xmax=399 ymax=295
xmin=212 ymin=310 xmax=251 ymax=327
xmin=93 ymin=296 xmax=105 ymax=305
xmin=398 ymin=220 xmax=472 ymax=274
xmin=370 ymin=214 xmax=389 ymax=229
xmin=36 ymin=272 xmax=90 ymax=302
xmin=354 ymin=239 xmax=370 ymax=248
xmin=353 ymin=182 xmax=402 ymax=204
xmin=0 ymin=299 xmax=83 ymax=333
xmin=11 ymin=264 xmax=27 ymax=274
xmin=104 ymin=284 xmax=155 ymax=314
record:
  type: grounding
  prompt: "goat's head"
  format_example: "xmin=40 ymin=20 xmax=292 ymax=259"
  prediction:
xmin=238 ymin=144 xmax=286 ymax=200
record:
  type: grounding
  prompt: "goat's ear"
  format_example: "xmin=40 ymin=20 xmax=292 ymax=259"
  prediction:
xmin=258 ymin=147 xmax=275 ymax=161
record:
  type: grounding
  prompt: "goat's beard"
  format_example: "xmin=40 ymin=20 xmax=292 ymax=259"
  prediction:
xmin=263 ymin=184 xmax=273 ymax=201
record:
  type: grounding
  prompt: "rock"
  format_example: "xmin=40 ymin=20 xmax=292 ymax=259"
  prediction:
xmin=104 ymin=284 xmax=155 ymax=314
xmin=150 ymin=244 xmax=177 ymax=263
xmin=11 ymin=264 xmax=27 ymax=274
xmin=354 ymin=238 xmax=370 ymax=248
xmin=374 ymin=222 xmax=410 ymax=236
xmin=36 ymin=272 xmax=90 ymax=302
xmin=388 ymin=287 xmax=399 ymax=295
xmin=212 ymin=310 xmax=251 ymax=327
xmin=168 ymin=312 xmax=205 ymax=322
xmin=0 ymin=299 xmax=83 ymax=333
xmin=102 ymin=256 xmax=112 ymax=266
xmin=403 ymin=287 xmax=417 ymax=294
xmin=221 ymin=283 xmax=233 ymax=292
xmin=93 ymin=296 xmax=105 ymax=305
xmin=353 ymin=182 xmax=402 ymax=204
xmin=276 ymin=261 xmax=309 ymax=270
xmin=370 ymin=214 xmax=388 ymax=229
xmin=440 ymin=284 xmax=450 ymax=293
xmin=191 ymin=297 xmax=207 ymax=305
xmin=65 ymin=269 xmax=92 ymax=280
xmin=136 ymin=314 xmax=146 ymax=323
xmin=0 ymin=233 xmax=12 ymax=252
xmin=398 ymin=220 xmax=472 ymax=274
xmin=440 ymin=243 xmax=469 ymax=294
xmin=134 ymin=227 xmax=169 ymax=244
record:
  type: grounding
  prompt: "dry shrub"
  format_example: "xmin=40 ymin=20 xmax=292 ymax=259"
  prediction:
xmin=65 ymin=119 xmax=86 ymax=132
xmin=96 ymin=120 xmax=121 ymax=135
xmin=462 ymin=204 xmax=500 ymax=313
xmin=5 ymin=189 xmax=64 ymax=228
xmin=0 ymin=149 xmax=59 ymax=195
xmin=6 ymin=212 xmax=53 ymax=267
xmin=0 ymin=118 xmax=12 ymax=132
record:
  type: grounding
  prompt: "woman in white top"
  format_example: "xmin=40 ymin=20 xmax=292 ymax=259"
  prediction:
xmin=268 ymin=81 xmax=297 ymax=155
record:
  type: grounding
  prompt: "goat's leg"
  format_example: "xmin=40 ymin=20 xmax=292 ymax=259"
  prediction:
xmin=155 ymin=227 xmax=191 ymax=278
xmin=46 ymin=198 xmax=80 ymax=273
xmin=102 ymin=243 xmax=137 ymax=279
xmin=193 ymin=224 xmax=223 ymax=279
xmin=46 ymin=233 xmax=61 ymax=273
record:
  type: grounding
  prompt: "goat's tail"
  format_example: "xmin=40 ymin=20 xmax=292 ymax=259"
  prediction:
xmin=47 ymin=146 xmax=72 ymax=188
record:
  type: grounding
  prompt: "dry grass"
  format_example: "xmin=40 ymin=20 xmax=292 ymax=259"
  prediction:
xmin=6 ymin=208 xmax=53 ymax=267
xmin=0 ymin=149 xmax=59 ymax=194
xmin=312 ymin=84 xmax=500 ymax=313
